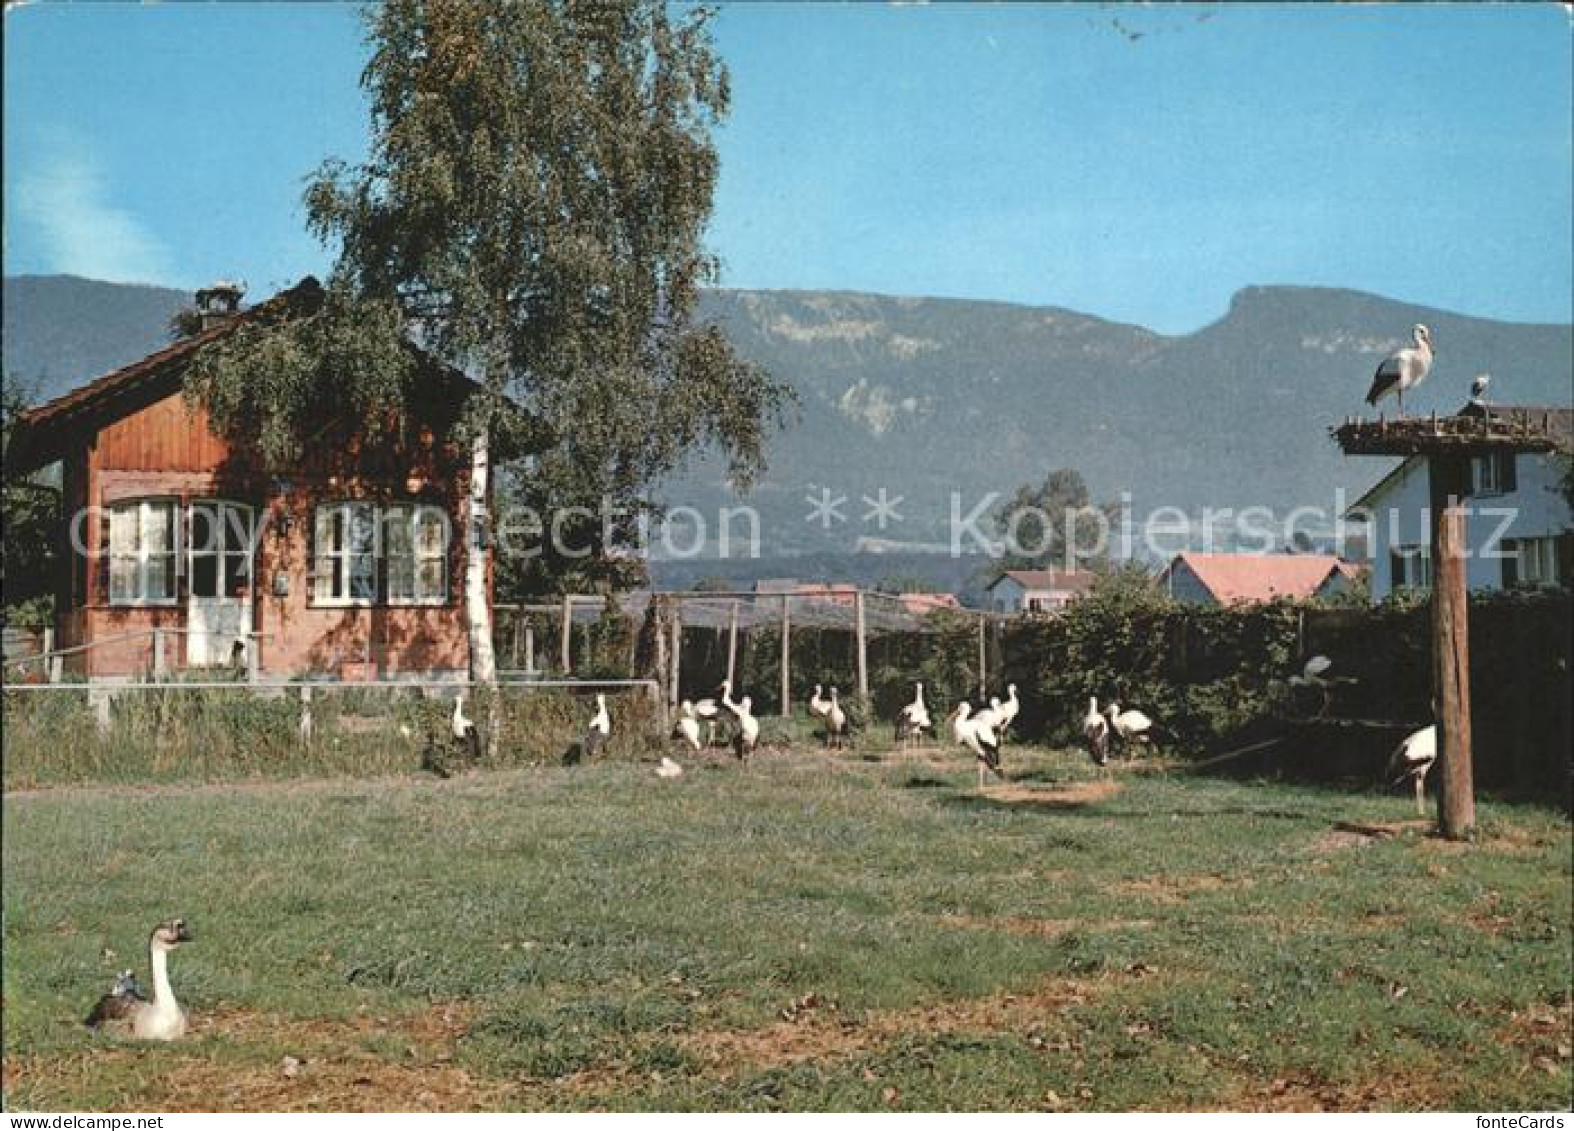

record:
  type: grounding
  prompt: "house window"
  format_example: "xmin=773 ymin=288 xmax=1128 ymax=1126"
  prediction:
xmin=1502 ymin=537 xmax=1560 ymax=587
xmin=1470 ymin=453 xmax=1517 ymax=497
xmin=189 ymin=501 xmax=253 ymax=599
xmin=313 ymin=503 xmax=378 ymax=604
xmin=108 ymin=499 xmax=179 ymax=605
xmin=385 ymin=503 xmax=448 ymax=604
xmin=1390 ymin=544 xmax=1432 ymax=592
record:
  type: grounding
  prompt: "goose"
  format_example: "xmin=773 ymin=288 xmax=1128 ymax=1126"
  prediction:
xmin=1386 ymin=723 xmax=1437 ymax=816
xmin=1105 ymin=702 xmax=1154 ymax=756
xmin=671 ymin=700 xmax=703 ymax=752
xmin=896 ymin=682 xmax=932 ymax=749
xmin=995 ymin=684 xmax=1021 ymax=741
xmin=1083 ymin=696 xmax=1111 ymax=772
xmin=808 ymin=684 xmax=831 ymax=721
xmin=727 ymin=694 xmax=759 ymax=761
xmin=951 ymin=702 xmax=1003 ymax=788
xmin=86 ymin=919 xmax=193 ymax=1041
xmin=656 ymin=756 xmax=684 ymax=779
xmin=825 ymin=686 xmax=849 ymax=749
xmin=452 ymin=692 xmax=481 ymax=762
xmin=1365 ymin=324 xmax=1435 ymax=417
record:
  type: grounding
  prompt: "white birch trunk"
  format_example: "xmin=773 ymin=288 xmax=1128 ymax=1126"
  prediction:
xmin=466 ymin=429 xmax=498 ymax=682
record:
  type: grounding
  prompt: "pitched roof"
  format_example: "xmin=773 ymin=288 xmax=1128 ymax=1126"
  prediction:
xmin=987 ymin=569 xmax=1098 ymax=593
xmin=1161 ymin=552 xmax=1348 ymax=604
xmin=6 ymin=277 xmax=543 ymax=473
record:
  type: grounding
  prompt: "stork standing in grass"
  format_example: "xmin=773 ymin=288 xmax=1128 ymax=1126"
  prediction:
xmin=671 ymin=700 xmax=703 ymax=753
xmin=824 ymin=687 xmax=849 ymax=749
xmin=1365 ymin=324 xmax=1435 ymax=417
xmin=693 ymin=679 xmax=731 ymax=747
xmin=728 ymin=694 xmax=759 ymax=761
xmin=808 ymin=684 xmax=831 ymax=724
xmin=1386 ymin=723 xmax=1437 ymax=816
xmin=896 ymin=682 xmax=932 ymax=749
xmin=1083 ymin=696 xmax=1111 ymax=774
xmin=1105 ymin=701 xmax=1154 ymax=757
xmin=952 ymin=702 xmax=1003 ymax=788
xmin=570 ymin=692 xmax=610 ymax=764
xmin=995 ymin=684 xmax=1021 ymax=743
xmin=1288 ymin=655 xmax=1335 ymax=717
xmin=452 ymin=692 xmax=481 ymax=762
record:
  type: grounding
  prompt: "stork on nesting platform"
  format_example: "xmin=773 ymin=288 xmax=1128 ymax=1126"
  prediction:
xmin=1364 ymin=324 xmax=1435 ymax=417
xmin=1386 ymin=723 xmax=1437 ymax=817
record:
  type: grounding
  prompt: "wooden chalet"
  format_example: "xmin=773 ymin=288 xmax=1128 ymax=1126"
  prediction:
xmin=7 ymin=278 xmax=523 ymax=681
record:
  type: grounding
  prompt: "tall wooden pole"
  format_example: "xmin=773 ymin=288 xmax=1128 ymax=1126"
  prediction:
xmin=779 ymin=594 xmax=791 ymax=718
xmin=854 ymin=591 xmax=869 ymax=699
xmin=669 ymin=606 xmax=682 ymax=709
xmin=559 ymin=595 xmax=573 ymax=674
xmin=726 ymin=600 xmax=740 ymax=687
xmin=977 ymin=615 xmax=987 ymax=697
xmin=1429 ymin=455 xmax=1475 ymax=840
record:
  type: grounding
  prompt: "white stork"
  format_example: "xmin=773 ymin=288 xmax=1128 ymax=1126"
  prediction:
xmin=952 ymin=701 xmax=1003 ymax=788
xmin=581 ymin=692 xmax=611 ymax=761
xmin=1469 ymin=373 xmax=1491 ymax=407
xmin=728 ymin=694 xmax=759 ymax=761
xmin=1288 ymin=655 xmax=1335 ymax=716
xmin=671 ymin=700 xmax=703 ymax=753
xmin=1365 ymin=324 xmax=1435 ymax=417
xmin=1083 ymin=696 xmax=1111 ymax=773
xmin=1386 ymin=723 xmax=1437 ymax=816
xmin=824 ymin=686 xmax=849 ymax=749
xmin=995 ymin=683 xmax=1021 ymax=741
xmin=1105 ymin=701 xmax=1154 ymax=756
xmin=808 ymin=684 xmax=831 ymax=721
xmin=452 ymin=692 xmax=480 ymax=761
xmin=896 ymin=682 xmax=932 ymax=749
xmin=692 ymin=679 xmax=732 ymax=746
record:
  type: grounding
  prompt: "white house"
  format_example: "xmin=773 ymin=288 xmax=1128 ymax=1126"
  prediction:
xmin=985 ymin=569 xmax=1096 ymax=613
xmin=1348 ymin=404 xmax=1573 ymax=601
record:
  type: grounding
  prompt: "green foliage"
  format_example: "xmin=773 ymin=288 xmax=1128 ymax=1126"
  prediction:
xmin=304 ymin=0 xmax=793 ymax=598
xmin=183 ymin=285 xmax=416 ymax=466
xmin=985 ymin=468 xmax=1118 ymax=576
xmin=1 ymin=379 xmax=58 ymax=626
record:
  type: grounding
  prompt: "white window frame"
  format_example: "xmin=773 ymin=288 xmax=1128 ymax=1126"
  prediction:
xmin=1471 ymin=453 xmax=1514 ymax=497
xmin=1393 ymin=543 xmax=1433 ymax=592
xmin=383 ymin=503 xmax=449 ymax=606
xmin=312 ymin=502 xmax=379 ymax=607
xmin=187 ymin=499 xmax=255 ymax=601
xmin=1517 ymin=537 xmax=1558 ymax=585
xmin=107 ymin=498 xmax=180 ymax=607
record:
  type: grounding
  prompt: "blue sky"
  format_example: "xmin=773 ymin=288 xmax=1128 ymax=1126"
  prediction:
xmin=4 ymin=3 xmax=1570 ymax=334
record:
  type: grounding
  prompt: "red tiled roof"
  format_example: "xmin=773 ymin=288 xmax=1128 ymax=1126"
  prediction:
xmin=989 ymin=569 xmax=1098 ymax=593
xmin=1162 ymin=552 xmax=1349 ymax=604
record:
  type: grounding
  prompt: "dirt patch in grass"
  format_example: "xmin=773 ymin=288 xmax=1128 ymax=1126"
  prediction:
xmin=1496 ymin=998 xmax=1574 ymax=1080
xmin=1113 ymin=873 xmax=1244 ymax=904
xmin=938 ymin=914 xmax=1154 ymax=939
xmin=2 ymin=1003 xmax=502 ymax=1113
xmin=974 ymin=780 xmax=1123 ymax=810
xmin=1221 ymin=1068 xmax=1460 ymax=1112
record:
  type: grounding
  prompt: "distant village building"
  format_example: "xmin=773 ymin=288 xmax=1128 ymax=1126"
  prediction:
xmin=1348 ymin=404 xmax=1573 ymax=600
xmin=985 ymin=569 xmax=1096 ymax=614
xmin=7 ymin=278 xmax=532 ymax=681
xmin=1156 ymin=552 xmax=1358 ymax=606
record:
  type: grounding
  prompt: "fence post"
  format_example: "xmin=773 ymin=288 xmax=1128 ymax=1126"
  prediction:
xmin=512 ymin=614 xmax=524 ymax=670
xmin=152 ymin=629 xmax=166 ymax=681
xmin=669 ymin=605 xmax=682 ymax=709
xmin=1430 ymin=456 xmax=1475 ymax=839
xmin=855 ymin=591 xmax=869 ymax=700
xmin=780 ymin=595 xmax=791 ymax=718
xmin=299 ymin=686 xmax=314 ymax=744
xmin=977 ymin=615 xmax=987 ymax=697
xmin=42 ymin=627 xmax=61 ymax=683
xmin=247 ymin=635 xmax=260 ymax=683
xmin=93 ymin=689 xmax=113 ymax=733
xmin=559 ymin=595 xmax=573 ymax=674
xmin=726 ymin=600 xmax=740 ymax=687
xmin=524 ymin=622 xmax=536 ymax=675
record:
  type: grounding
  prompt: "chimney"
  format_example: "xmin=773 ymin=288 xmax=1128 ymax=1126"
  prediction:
xmin=194 ymin=281 xmax=245 ymax=331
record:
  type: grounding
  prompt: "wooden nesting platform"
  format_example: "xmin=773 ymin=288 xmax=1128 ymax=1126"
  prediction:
xmin=1331 ymin=408 xmax=1563 ymax=457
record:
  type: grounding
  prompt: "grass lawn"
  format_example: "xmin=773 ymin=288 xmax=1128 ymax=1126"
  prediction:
xmin=3 ymin=741 xmax=1570 ymax=1112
